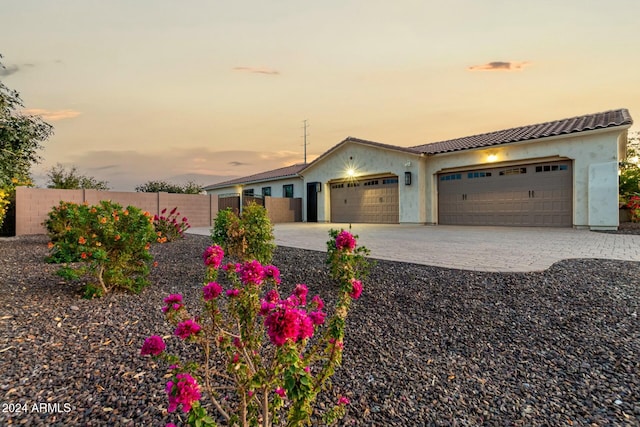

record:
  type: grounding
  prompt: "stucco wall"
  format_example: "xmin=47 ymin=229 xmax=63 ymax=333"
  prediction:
xmin=301 ymin=142 xmax=426 ymax=223
xmin=423 ymin=128 xmax=626 ymax=228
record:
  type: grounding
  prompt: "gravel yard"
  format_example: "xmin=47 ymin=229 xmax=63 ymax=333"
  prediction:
xmin=1 ymin=234 xmax=639 ymax=426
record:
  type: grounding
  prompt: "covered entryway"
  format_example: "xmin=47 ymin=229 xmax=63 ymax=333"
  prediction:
xmin=438 ymin=161 xmax=572 ymax=226
xmin=330 ymin=175 xmax=399 ymax=223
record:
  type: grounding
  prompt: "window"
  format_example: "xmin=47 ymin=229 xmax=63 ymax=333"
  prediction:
xmin=467 ymin=171 xmax=492 ymax=179
xmin=331 ymin=183 xmax=344 ymax=189
xmin=283 ymin=184 xmax=294 ymax=198
xmin=243 ymin=189 xmax=254 ymax=197
xmin=499 ymin=168 xmax=527 ymax=176
xmin=262 ymin=187 xmax=271 ymax=197
xmin=535 ymin=164 xmax=568 ymax=173
xmin=439 ymin=173 xmax=462 ymax=181
xmin=383 ymin=178 xmax=398 ymax=184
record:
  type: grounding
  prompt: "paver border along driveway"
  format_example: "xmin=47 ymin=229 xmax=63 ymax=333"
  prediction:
xmin=188 ymin=223 xmax=640 ymax=272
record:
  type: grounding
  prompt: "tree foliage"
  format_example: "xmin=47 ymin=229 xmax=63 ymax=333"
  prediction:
xmin=620 ymin=132 xmax=640 ymax=197
xmin=135 ymin=180 xmax=203 ymax=194
xmin=46 ymin=163 xmax=110 ymax=190
xmin=0 ymin=53 xmax=54 ymax=185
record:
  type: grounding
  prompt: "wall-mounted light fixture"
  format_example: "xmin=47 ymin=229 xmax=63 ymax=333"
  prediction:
xmin=404 ymin=171 xmax=412 ymax=185
xmin=315 ymin=182 xmax=322 ymax=192
xmin=487 ymin=153 xmax=498 ymax=163
xmin=346 ymin=168 xmax=356 ymax=177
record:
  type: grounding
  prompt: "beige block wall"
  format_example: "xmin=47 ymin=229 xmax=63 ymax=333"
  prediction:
xmin=264 ymin=196 xmax=302 ymax=223
xmin=15 ymin=187 xmax=218 ymax=236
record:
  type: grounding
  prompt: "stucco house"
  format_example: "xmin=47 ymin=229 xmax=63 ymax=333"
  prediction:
xmin=205 ymin=109 xmax=633 ymax=230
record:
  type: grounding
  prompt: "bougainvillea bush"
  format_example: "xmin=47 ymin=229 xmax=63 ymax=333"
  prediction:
xmin=44 ymin=200 xmax=157 ymax=297
xmin=142 ymin=229 xmax=370 ymax=426
xmin=626 ymin=195 xmax=640 ymax=222
xmin=154 ymin=207 xmax=191 ymax=243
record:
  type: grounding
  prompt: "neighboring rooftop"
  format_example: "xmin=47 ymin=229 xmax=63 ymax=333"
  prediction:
xmin=411 ymin=108 xmax=633 ymax=154
xmin=204 ymin=163 xmax=307 ymax=190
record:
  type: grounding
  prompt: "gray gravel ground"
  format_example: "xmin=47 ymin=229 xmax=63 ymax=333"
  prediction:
xmin=1 ymin=234 xmax=639 ymax=426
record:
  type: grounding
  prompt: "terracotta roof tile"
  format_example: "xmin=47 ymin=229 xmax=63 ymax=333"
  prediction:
xmin=204 ymin=163 xmax=306 ymax=190
xmin=411 ymin=108 xmax=633 ymax=154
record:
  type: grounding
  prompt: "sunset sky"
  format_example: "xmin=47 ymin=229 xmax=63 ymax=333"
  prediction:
xmin=2 ymin=0 xmax=639 ymax=191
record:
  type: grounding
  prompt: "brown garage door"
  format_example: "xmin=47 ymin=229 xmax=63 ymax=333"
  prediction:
xmin=438 ymin=161 xmax=572 ymax=226
xmin=330 ymin=176 xmax=399 ymax=223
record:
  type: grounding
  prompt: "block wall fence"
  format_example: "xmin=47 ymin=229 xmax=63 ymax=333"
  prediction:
xmin=15 ymin=187 xmax=302 ymax=236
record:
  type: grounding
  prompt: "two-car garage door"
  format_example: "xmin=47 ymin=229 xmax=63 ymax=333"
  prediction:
xmin=438 ymin=161 xmax=572 ymax=227
xmin=330 ymin=176 xmax=399 ymax=223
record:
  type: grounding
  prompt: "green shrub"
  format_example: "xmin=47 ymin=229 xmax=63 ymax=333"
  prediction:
xmin=44 ymin=200 xmax=157 ymax=297
xmin=211 ymin=203 xmax=275 ymax=264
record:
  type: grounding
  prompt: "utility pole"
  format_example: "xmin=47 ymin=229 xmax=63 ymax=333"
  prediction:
xmin=302 ymin=120 xmax=309 ymax=164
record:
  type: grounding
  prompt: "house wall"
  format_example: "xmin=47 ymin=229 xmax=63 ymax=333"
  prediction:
xmin=301 ymin=143 xmax=426 ymax=223
xmin=15 ymin=187 xmax=218 ymax=235
xmin=423 ymin=128 xmax=627 ymax=229
xmin=206 ymin=178 xmax=304 ymax=200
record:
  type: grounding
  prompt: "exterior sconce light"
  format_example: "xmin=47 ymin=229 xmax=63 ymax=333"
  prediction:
xmin=487 ymin=153 xmax=498 ymax=162
xmin=346 ymin=168 xmax=355 ymax=177
xmin=315 ymin=182 xmax=322 ymax=192
xmin=404 ymin=171 xmax=412 ymax=186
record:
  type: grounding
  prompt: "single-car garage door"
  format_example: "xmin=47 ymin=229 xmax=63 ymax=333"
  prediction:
xmin=438 ymin=161 xmax=572 ymax=226
xmin=330 ymin=176 xmax=399 ymax=223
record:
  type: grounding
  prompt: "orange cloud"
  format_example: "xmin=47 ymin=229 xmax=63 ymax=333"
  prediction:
xmin=22 ymin=108 xmax=81 ymax=121
xmin=467 ymin=61 xmax=530 ymax=71
xmin=233 ymin=66 xmax=280 ymax=75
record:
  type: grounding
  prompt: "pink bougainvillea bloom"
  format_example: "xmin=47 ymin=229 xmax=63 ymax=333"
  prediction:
xmin=265 ymin=289 xmax=280 ymax=303
xmin=166 ymin=373 xmax=201 ymax=413
xmin=140 ymin=335 xmax=166 ymax=356
xmin=264 ymin=307 xmax=301 ymax=346
xmin=175 ymin=319 xmax=202 ymax=340
xmin=298 ymin=314 xmax=314 ymax=340
xmin=275 ymin=387 xmax=286 ymax=398
xmin=263 ymin=265 xmax=281 ymax=284
xmin=335 ymin=230 xmax=356 ymax=251
xmin=162 ymin=294 xmax=184 ymax=312
xmin=240 ymin=260 xmax=264 ymax=286
xmin=166 ymin=423 xmax=177 ymax=427
xmin=203 ymin=282 xmax=223 ymax=301
xmin=260 ymin=300 xmax=275 ymax=316
xmin=349 ymin=278 xmax=363 ymax=299
xmin=233 ymin=337 xmax=243 ymax=348
xmin=248 ymin=390 xmax=254 ymax=398
xmin=294 ymin=284 xmax=308 ymax=305
xmin=309 ymin=310 xmax=326 ymax=326
xmin=202 ymin=245 xmax=224 ymax=269
xmin=226 ymin=289 xmax=240 ymax=298
xmin=311 ymin=295 xmax=324 ymax=310
xmin=161 ymin=208 xmax=167 ymax=214
xmin=338 ymin=396 xmax=350 ymax=406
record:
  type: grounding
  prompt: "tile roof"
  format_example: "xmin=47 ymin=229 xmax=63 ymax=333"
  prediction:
xmin=411 ymin=108 xmax=633 ymax=154
xmin=204 ymin=163 xmax=306 ymax=190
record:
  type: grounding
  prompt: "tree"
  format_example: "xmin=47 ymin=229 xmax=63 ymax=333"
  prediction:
xmin=46 ymin=163 xmax=110 ymax=190
xmin=1 ymin=53 xmax=54 ymax=234
xmin=620 ymin=132 xmax=640 ymax=198
xmin=135 ymin=180 xmax=203 ymax=194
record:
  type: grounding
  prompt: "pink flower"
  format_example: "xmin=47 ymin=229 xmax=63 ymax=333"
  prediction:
xmin=175 ymin=319 xmax=202 ymax=340
xmin=161 ymin=208 xmax=167 ymax=214
xmin=298 ymin=314 xmax=314 ymax=341
xmin=263 ymin=265 xmax=281 ymax=284
xmin=166 ymin=423 xmax=177 ymax=427
xmin=140 ymin=335 xmax=166 ymax=356
xmin=162 ymin=294 xmax=183 ymax=312
xmin=233 ymin=337 xmax=243 ymax=348
xmin=275 ymin=387 xmax=286 ymax=398
xmin=338 ymin=396 xmax=350 ymax=406
xmin=166 ymin=373 xmax=201 ymax=413
xmin=349 ymin=278 xmax=363 ymax=299
xmin=240 ymin=260 xmax=264 ymax=286
xmin=248 ymin=390 xmax=254 ymax=398
xmin=170 ymin=207 xmax=178 ymax=215
xmin=203 ymin=282 xmax=223 ymax=301
xmin=260 ymin=300 xmax=276 ymax=316
xmin=202 ymin=245 xmax=224 ymax=268
xmin=335 ymin=230 xmax=356 ymax=251
xmin=309 ymin=310 xmax=326 ymax=325
xmin=265 ymin=289 xmax=280 ymax=303
xmin=264 ymin=307 xmax=302 ymax=346
xmin=294 ymin=284 xmax=308 ymax=306
xmin=311 ymin=295 xmax=324 ymax=310
xmin=226 ymin=289 xmax=240 ymax=298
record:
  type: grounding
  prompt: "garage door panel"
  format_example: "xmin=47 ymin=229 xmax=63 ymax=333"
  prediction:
xmin=438 ymin=161 xmax=572 ymax=227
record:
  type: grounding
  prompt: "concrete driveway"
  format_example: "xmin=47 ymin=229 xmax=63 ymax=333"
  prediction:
xmin=187 ymin=223 xmax=640 ymax=272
